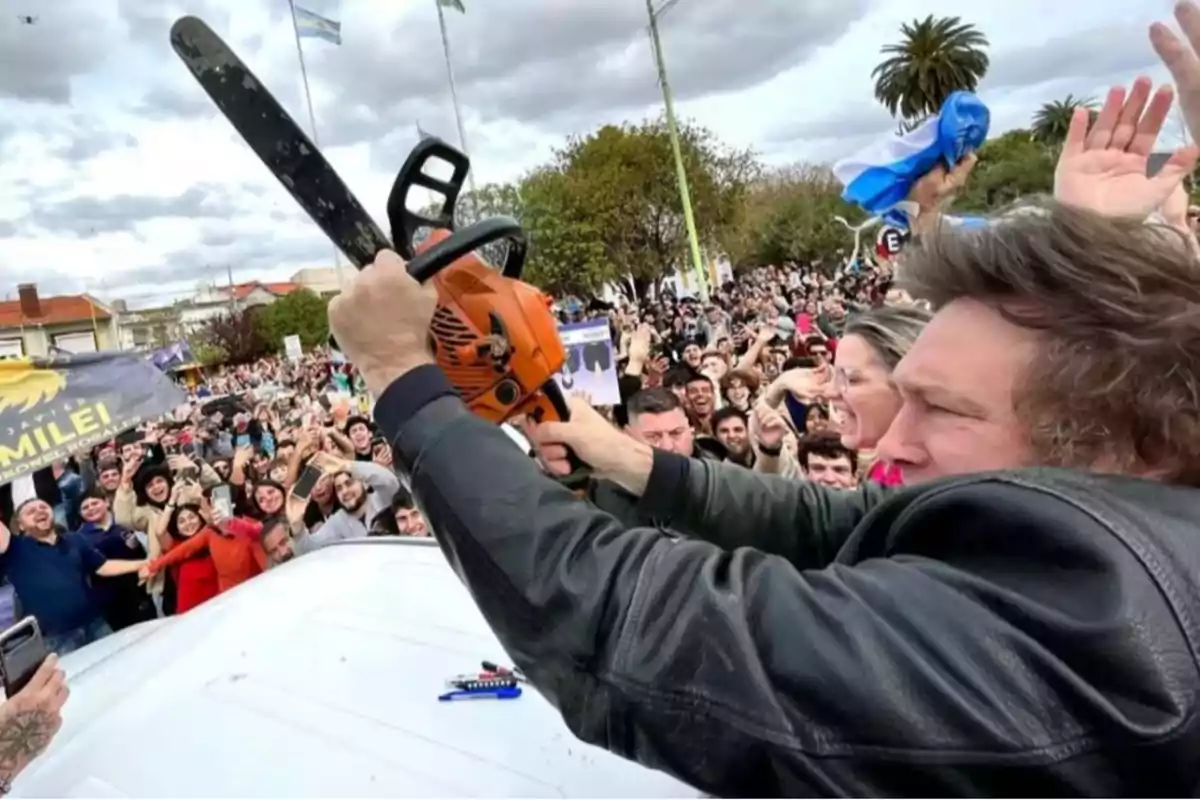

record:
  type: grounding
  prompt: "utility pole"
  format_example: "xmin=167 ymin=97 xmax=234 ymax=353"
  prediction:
xmin=646 ymin=0 xmax=707 ymax=300
xmin=226 ymin=264 xmax=237 ymax=317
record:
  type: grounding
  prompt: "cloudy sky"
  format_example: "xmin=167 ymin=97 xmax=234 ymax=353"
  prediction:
xmin=0 ymin=0 xmax=1180 ymax=309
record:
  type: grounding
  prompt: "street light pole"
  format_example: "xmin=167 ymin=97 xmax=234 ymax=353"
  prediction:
xmin=646 ymin=0 xmax=708 ymax=300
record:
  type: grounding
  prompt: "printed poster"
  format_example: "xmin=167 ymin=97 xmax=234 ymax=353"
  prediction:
xmin=554 ymin=319 xmax=621 ymax=407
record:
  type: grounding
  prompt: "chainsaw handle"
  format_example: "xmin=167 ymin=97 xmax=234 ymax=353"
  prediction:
xmin=538 ymin=381 xmax=591 ymax=485
xmin=407 ymin=217 xmax=528 ymax=283
xmin=387 ymin=136 xmax=470 ymax=260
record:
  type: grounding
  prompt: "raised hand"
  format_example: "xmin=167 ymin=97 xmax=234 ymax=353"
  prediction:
xmin=1151 ymin=3 xmax=1200 ymax=146
xmin=1054 ymin=77 xmax=1199 ymax=219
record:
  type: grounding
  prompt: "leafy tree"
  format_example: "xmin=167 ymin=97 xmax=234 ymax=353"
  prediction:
xmin=952 ymin=128 xmax=1056 ymax=213
xmin=519 ymin=118 xmax=758 ymax=301
xmin=1031 ymin=94 xmax=1097 ymax=148
xmin=191 ymin=309 xmax=269 ymax=365
xmin=255 ymin=289 xmax=330 ymax=352
xmin=193 ymin=343 xmax=228 ymax=367
xmin=518 ymin=167 xmax=611 ymax=297
xmin=872 ymin=15 xmax=990 ymax=122
xmin=721 ymin=164 xmax=865 ymax=268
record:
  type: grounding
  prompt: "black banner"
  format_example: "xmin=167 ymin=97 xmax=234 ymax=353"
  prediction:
xmin=0 ymin=352 xmax=186 ymax=484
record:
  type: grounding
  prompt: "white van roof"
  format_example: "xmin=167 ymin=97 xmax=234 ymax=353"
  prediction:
xmin=14 ymin=539 xmax=697 ymax=798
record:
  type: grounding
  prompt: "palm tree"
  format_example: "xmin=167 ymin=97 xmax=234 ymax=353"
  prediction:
xmin=872 ymin=16 xmax=990 ymax=123
xmin=1031 ymin=95 xmax=1098 ymax=147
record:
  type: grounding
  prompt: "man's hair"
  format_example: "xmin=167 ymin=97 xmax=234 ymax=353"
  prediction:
xmin=900 ymin=202 xmax=1200 ymax=484
xmin=710 ymin=406 xmax=748 ymax=431
xmin=842 ymin=305 xmax=933 ymax=371
xmin=260 ymin=514 xmax=288 ymax=538
xmin=662 ymin=366 xmax=695 ymax=389
xmin=797 ymin=431 xmax=858 ymax=473
xmin=626 ymin=388 xmax=684 ymax=420
xmin=391 ymin=486 xmax=417 ymax=511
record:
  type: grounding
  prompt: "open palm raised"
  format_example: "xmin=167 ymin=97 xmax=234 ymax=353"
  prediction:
xmin=1054 ymin=77 xmax=1200 ymax=219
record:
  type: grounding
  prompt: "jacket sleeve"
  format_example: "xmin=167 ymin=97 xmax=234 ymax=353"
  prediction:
xmin=375 ymin=370 xmax=1190 ymax=796
xmin=349 ymin=461 xmax=400 ymax=503
xmin=638 ymin=452 xmax=892 ymax=568
xmin=149 ymin=529 xmax=209 ymax=573
xmin=112 ymin=486 xmax=139 ymax=529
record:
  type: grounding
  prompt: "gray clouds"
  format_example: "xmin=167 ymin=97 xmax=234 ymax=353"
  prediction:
xmin=0 ymin=3 xmax=118 ymax=104
xmin=29 ymin=185 xmax=247 ymax=236
xmin=311 ymin=0 xmax=872 ymax=147
xmin=981 ymin=23 xmax=1160 ymax=92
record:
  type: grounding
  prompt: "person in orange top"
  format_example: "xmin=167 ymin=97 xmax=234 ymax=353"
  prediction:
xmin=141 ymin=494 xmax=267 ymax=600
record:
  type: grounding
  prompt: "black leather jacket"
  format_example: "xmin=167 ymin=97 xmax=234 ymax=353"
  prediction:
xmin=375 ymin=366 xmax=1200 ymax=796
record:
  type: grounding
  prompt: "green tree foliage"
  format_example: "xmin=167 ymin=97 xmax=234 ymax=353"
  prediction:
xmin=517 ymin=118 xmax=758 ymax=301
xmin=254 ymin=289 xmax=330 ymax=352
xmin=193 ymin=343 xmax=228 ymax=367
xmin=872 ymin=15 xmax=990 ymax=122
xmin=721 ymin=164 xmax=865 ymax=269
xmin=1031 ymin=94 xmax=1097 ymax=149
xmin=192 ymin=309 xmax=269 ymax=365
xmin=952 ymin=129 xmax=1056 ymax=213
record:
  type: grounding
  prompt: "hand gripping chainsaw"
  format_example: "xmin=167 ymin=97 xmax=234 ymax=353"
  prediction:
xmin=169 ymin=16 xmax=587 ymax=479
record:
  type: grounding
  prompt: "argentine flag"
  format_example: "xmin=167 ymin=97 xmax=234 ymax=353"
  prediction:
xmin=834 ymin=92 xmax=989 ymax=229
xmin=294 ymin=4 xmax=341 ymax=45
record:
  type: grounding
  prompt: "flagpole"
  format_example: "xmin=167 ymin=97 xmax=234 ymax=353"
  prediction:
xmin=435 ymin=0 xmax=480 ymax=220
xmin=288 ymin=0 xmax=346 ymax=285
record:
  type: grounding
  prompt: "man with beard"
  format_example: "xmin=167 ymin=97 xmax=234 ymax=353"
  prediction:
xmin=291 ymin=457 xmax=399 ymax=553
xmin=1 ymin=499 xmax=146 ymax=655
xmin=260 ymin=516 xmax=296 ymax=566
xmin=74 ymin=488 xmax=157 ymax=631
xmin=711 ymin=408 xmax=753 ymax=467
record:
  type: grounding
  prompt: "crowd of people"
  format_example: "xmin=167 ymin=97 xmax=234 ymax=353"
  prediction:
xmin=0 ymin=249 xmax=900 ymax=654
xmin=4 ymin=3 xmax=1200 ymax=790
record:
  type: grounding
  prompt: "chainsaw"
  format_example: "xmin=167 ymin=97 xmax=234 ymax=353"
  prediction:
xmin=169 ymin=16 xmax=587 ymax=481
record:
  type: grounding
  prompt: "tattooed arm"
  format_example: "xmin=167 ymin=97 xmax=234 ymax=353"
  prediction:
xmin=0 ymin=655 xmax=68 ymax=793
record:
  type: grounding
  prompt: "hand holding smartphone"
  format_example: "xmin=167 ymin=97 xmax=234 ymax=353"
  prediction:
xmin=210 ymin=484 xmax=234 ymax=522
xmin=0 ymin=617 xmax=48 ymax=698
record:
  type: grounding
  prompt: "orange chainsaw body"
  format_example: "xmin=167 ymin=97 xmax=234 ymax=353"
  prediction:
xmin=415 ymin=228 xmax=567 ymax=424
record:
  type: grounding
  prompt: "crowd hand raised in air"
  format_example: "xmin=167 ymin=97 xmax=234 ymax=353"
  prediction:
xmin=902 ymin=150 xmax=977 ymax=234
xmin=1151 ymin=2 xmax=1200 ymax=146
xmin=1054 ymin=76 xmax=1199 ymax=219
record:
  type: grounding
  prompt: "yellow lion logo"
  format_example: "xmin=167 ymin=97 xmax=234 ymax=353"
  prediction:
xmin=0 ymin=359 xmax=67 ymax=413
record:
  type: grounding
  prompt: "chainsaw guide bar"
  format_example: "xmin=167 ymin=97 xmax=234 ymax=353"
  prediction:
xmin=169 ymin=16 xmax=391 ymax=269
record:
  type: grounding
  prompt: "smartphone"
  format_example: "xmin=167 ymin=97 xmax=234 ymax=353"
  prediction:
xmin=0 ymin=617 xmax=47 ymax=698
xmin=211 ymin=484 xmax=234 ymax=519
xmin=291 ymin=464 xmax=323 ymax=502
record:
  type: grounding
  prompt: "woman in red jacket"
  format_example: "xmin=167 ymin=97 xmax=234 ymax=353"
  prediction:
xmin=141 ymin=495 xmax=267 ymax=604
xmin=152 ymin=503 xmax=219 ymax=614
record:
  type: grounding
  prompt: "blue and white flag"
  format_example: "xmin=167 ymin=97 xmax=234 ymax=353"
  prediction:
xmin=294 ymin=4 xmax=342 ymax=45
xmin=834 ymin=92 xmax=989 ymax=228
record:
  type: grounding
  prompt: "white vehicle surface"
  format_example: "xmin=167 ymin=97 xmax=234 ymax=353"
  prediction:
xmin=14 ymin=539 xmax=697 ymax=798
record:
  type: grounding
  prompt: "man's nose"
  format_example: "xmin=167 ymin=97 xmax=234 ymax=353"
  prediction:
xmin=875 ymin=405 xmax=925 ymax=467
